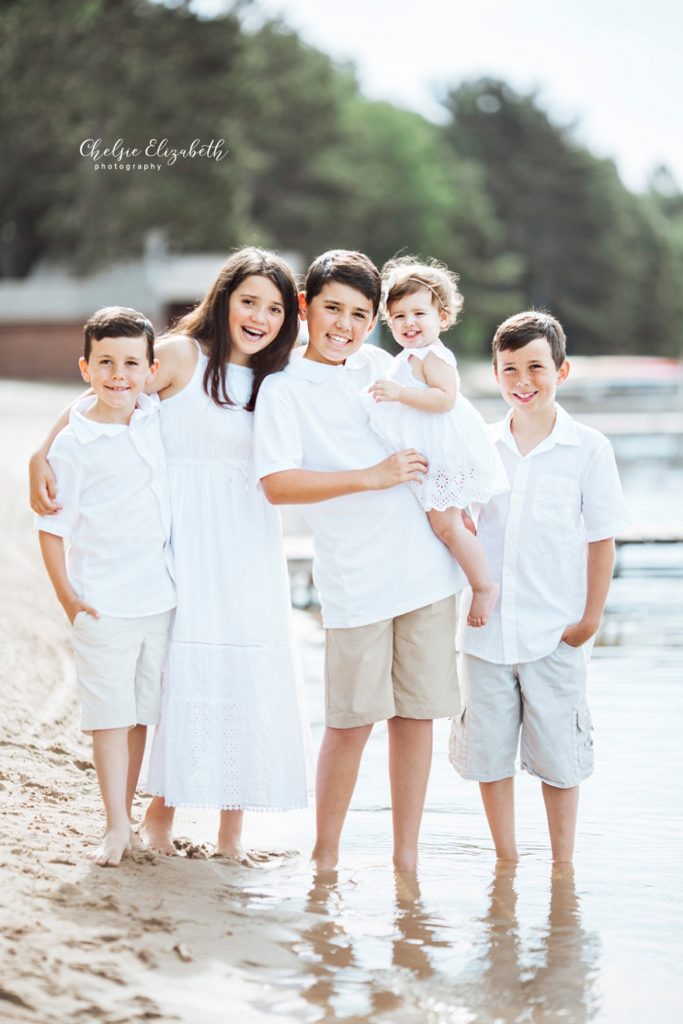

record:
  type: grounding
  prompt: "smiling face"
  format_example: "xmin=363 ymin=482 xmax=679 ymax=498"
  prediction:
xmin=79 ymin=334 xmax=156 ymax=422
xmin=387 ymin=288 xmax=448 ymax=350
xmin=301 ymin=282 xmax=377 ymax=365
xmin=495 ymin=336 xmax=570 ymax=419
xmin=227 ymin=274 xmax=286 ymax=366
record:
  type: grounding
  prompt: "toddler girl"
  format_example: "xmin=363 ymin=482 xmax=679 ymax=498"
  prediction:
xmin=365 ymin=258 xmax=507 ymax=627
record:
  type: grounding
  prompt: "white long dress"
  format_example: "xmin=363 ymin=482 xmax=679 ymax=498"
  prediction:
xmin=363 ymin=344 xmax=508 ymax=511
xmin=146 ymin=347 xmax=310 ymax=810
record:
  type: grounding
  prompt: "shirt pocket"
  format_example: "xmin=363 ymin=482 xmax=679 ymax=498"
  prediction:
xmin=532 ymin=474 xmax=580 ymax=528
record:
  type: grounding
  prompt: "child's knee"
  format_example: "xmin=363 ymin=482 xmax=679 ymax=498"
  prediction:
xmin=428 ymin=508 xmax=461 ymax=545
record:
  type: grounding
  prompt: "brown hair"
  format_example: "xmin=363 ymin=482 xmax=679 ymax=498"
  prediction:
xmin=172 ymin=247 xmax=299 ymax=412
xmin=305 ymin=250 xmax=381 ymax=316
xmin=84 ymin=306 xmax=155 ymax=364
xmin=381 ymin=257 xmax=463 ymax=329
xmin=492 ymin=310 xmax=567 ymax=370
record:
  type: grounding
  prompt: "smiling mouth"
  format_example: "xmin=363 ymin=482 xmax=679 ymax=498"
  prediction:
xmin=242 ymin=327 xmax=266 ymax=341
xmin=106 ymin=386 xmax=130 ymax=392
xmin=513 ymin=390 xmax=538 ymax=403
xmin=327 ymin=334 xmax=351 ymax=347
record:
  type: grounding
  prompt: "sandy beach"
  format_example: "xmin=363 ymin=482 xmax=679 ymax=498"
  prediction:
xmin=0 ymin=382 xmax=314 ymax=1024
xmin=2 ymin=380 xmax=682 ymax=1024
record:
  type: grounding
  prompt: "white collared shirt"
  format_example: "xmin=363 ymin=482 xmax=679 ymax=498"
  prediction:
xmin=458 ymin=404 xmax=629 ymax=664
xmin=254 ymin=345 xmax=464 ymax=629
xmin=35 ymin=394 xmax=176 ymax=618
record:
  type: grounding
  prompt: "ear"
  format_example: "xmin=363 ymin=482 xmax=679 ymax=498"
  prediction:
xmin=439 ymin=308 xmax=450 ymax=329
xmin=297 ymin=291 xmax=308 ymax=322
xmin=79 ymin=357 xmax=91 ymax=384
xmin=147 ymin=358 xmax=159 ymax=382
xmin=557 ymin=358 xmax=570 ymax=385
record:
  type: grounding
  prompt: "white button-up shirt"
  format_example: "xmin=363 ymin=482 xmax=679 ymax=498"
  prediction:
xmin=35 ymin=394 xmax=176 ymax=618
xmin=458 ymin=404 xmax=629 ymax=664
xmin=254 ymin=346 xmax=464 ymax=629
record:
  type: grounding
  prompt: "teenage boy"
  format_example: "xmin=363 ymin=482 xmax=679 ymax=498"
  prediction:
xmin=450 ymin=311 xmax=629 ymax=862
xmin=254 ymin=250 xmax=464 ymax=873
xmin=35 ymin=307 xmax=175 ymax=867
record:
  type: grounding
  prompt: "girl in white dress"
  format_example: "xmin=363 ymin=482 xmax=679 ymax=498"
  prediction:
xmin=29 ymin=248 xmax=309 ymax=862
xmin=137 ymin=248 xmax=310 ymax=859
xmin=365 ymin=258 xmax=507 ymax=628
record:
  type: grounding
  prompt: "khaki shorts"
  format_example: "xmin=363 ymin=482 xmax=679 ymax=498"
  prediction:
xmin=449 ymin=642 xmax=593 ymax=789
xmin=324 ymin=596 xmax=458 ymax=728
xmin=71 ymin=610 xmax=173 ymax=733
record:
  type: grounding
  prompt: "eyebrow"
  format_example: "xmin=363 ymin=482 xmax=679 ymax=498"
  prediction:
xmin=240 ymin=292 xmax=282 ymax=304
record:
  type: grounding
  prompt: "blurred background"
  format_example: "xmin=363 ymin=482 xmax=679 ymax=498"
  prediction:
xmin=2 ymin=0 xmax=683 ymax=373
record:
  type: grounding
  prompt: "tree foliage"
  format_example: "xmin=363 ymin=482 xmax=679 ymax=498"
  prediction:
xmin=2 ymin=3 xmax=681 ymax=355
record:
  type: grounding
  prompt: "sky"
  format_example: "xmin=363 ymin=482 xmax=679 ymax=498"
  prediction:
xmin=198 ymin=0 xmax=682 ymax=193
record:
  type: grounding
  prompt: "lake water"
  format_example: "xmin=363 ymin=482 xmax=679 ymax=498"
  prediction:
xmin=172 ymin=433 xmax=683 ymax=1024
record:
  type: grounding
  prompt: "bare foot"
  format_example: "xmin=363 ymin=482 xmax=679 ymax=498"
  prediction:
xmin=467 ymin=581 xmax=500 ymax=628
xmin=90 ymin=824 xmax=132 ymax=868
xmin=214 ymin=841 xmax=295 ymax=866
xmin=138 ymin=815 xmax=176 ymax=856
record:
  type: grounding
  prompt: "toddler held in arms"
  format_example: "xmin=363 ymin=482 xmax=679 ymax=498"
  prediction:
xmin=364 ymin=258 xmax=507 ymax=626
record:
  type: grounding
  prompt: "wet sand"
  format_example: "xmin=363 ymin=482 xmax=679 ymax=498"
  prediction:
xmin=1 ymin=381 xmax=682 ymax=1024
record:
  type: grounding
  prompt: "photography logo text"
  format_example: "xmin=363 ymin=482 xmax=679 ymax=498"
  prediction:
xmin=80 ymin=138 xmax=229 ymax=172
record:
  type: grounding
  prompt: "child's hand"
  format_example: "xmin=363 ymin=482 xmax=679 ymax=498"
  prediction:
xmin=367 ymin=449 xmax=428 ymax=490
xmin=561 ymin=618 xmax=599 ymax=648
xmin=369 ymin=379 xmax=403 ymax=403
xmin=64 ymin=598 xmax=100 ymax=625
xmin=29 ymin=453 xmax=61 ymax=515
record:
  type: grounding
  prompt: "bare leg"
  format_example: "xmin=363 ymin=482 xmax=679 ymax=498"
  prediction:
xmin=139 ymin=795 xmax=176 ymax=855
xmin=217 ymin=809 xmax=245 ymax=859
xmin=312 ymin=724 xmax=373 ymax=870
xmin=91 ymin=727 xmax=133 ymax=867
xmin=542 ymin=783 xmax=579 ymax=863
xmin=479 ymin=778 xmax=519 ymax=862
xmin=388 ymin=717 xmax=432 ymax=873
xmin=126 ymin=724 xmax=147 ymax=819
xmin=428 ymin=509 xmax=499 ymax=627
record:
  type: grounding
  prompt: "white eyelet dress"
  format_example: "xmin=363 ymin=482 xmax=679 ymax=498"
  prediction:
xmin=363 ymin=344 xmax=508 ymax=511
xmin=146 ymin=347 xmax=310 ymax=810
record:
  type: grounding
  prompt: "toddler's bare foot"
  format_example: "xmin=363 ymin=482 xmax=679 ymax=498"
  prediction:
xmin=90 ymin=824 xmax=132 ymax=868
xmin=467 ymin=581 xmax=500 ymax=628
xmin=138 ymin=815 xmax=176 ymax=856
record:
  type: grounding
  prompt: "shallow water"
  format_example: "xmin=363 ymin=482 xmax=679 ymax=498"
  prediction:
xmin=174 ymin=528 xmax=683 ymax=1023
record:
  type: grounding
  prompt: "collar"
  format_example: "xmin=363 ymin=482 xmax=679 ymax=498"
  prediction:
xmin=285 ymin=344 xmax=375 ymax=383
xmin=70 ymin=392 xmax=159 ymax=444
xmin=496 ymin=403 xmax=580 ymax=458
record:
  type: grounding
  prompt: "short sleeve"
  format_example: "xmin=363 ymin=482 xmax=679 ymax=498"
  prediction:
xmin=581 ymin=436 xmax=630 ymax=541
xmin=34 ymin=442 xmax=81 ymax=539
xmin=410 ymin=344 xmax=457 ymax=368
xmin=254 ymin=380 xmax=304 ymax=479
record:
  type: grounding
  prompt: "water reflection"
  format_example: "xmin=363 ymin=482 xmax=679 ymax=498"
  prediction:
xmin=281 ymin=863 xmax=601 ymax=1023
xmin=463 ymin=864 xmax=601 ymax=1024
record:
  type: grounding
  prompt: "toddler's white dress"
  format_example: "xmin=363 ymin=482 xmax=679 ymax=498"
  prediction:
xmin=146 ymin=346 xmax=310 ymax=810
xmin=363 ymin=344 xmax=508 ymax=511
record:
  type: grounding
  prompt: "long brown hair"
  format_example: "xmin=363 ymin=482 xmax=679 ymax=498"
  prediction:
xmin=172 ymin=247 xmax=299 ymax=411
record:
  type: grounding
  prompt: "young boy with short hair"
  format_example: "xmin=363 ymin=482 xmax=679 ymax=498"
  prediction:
xmin=450 ymin=310 xmax=629 ymax=862
xmin=35 ymin=307 xmax=175 ymax=867
xmin=254 ymin=250 xmax=464 ymax=873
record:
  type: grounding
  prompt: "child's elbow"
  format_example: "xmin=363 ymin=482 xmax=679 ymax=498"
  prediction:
xmin=260 ymin=475 xmax=286 ymax=504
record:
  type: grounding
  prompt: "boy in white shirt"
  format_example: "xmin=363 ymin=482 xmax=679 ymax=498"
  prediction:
xmin=35 ymin=307 xmax=175 ymax=867
xmin=450 ymin=310 xmax=628 ymax=863
xmin=255 ymin=250 xmax=463 ymax=873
